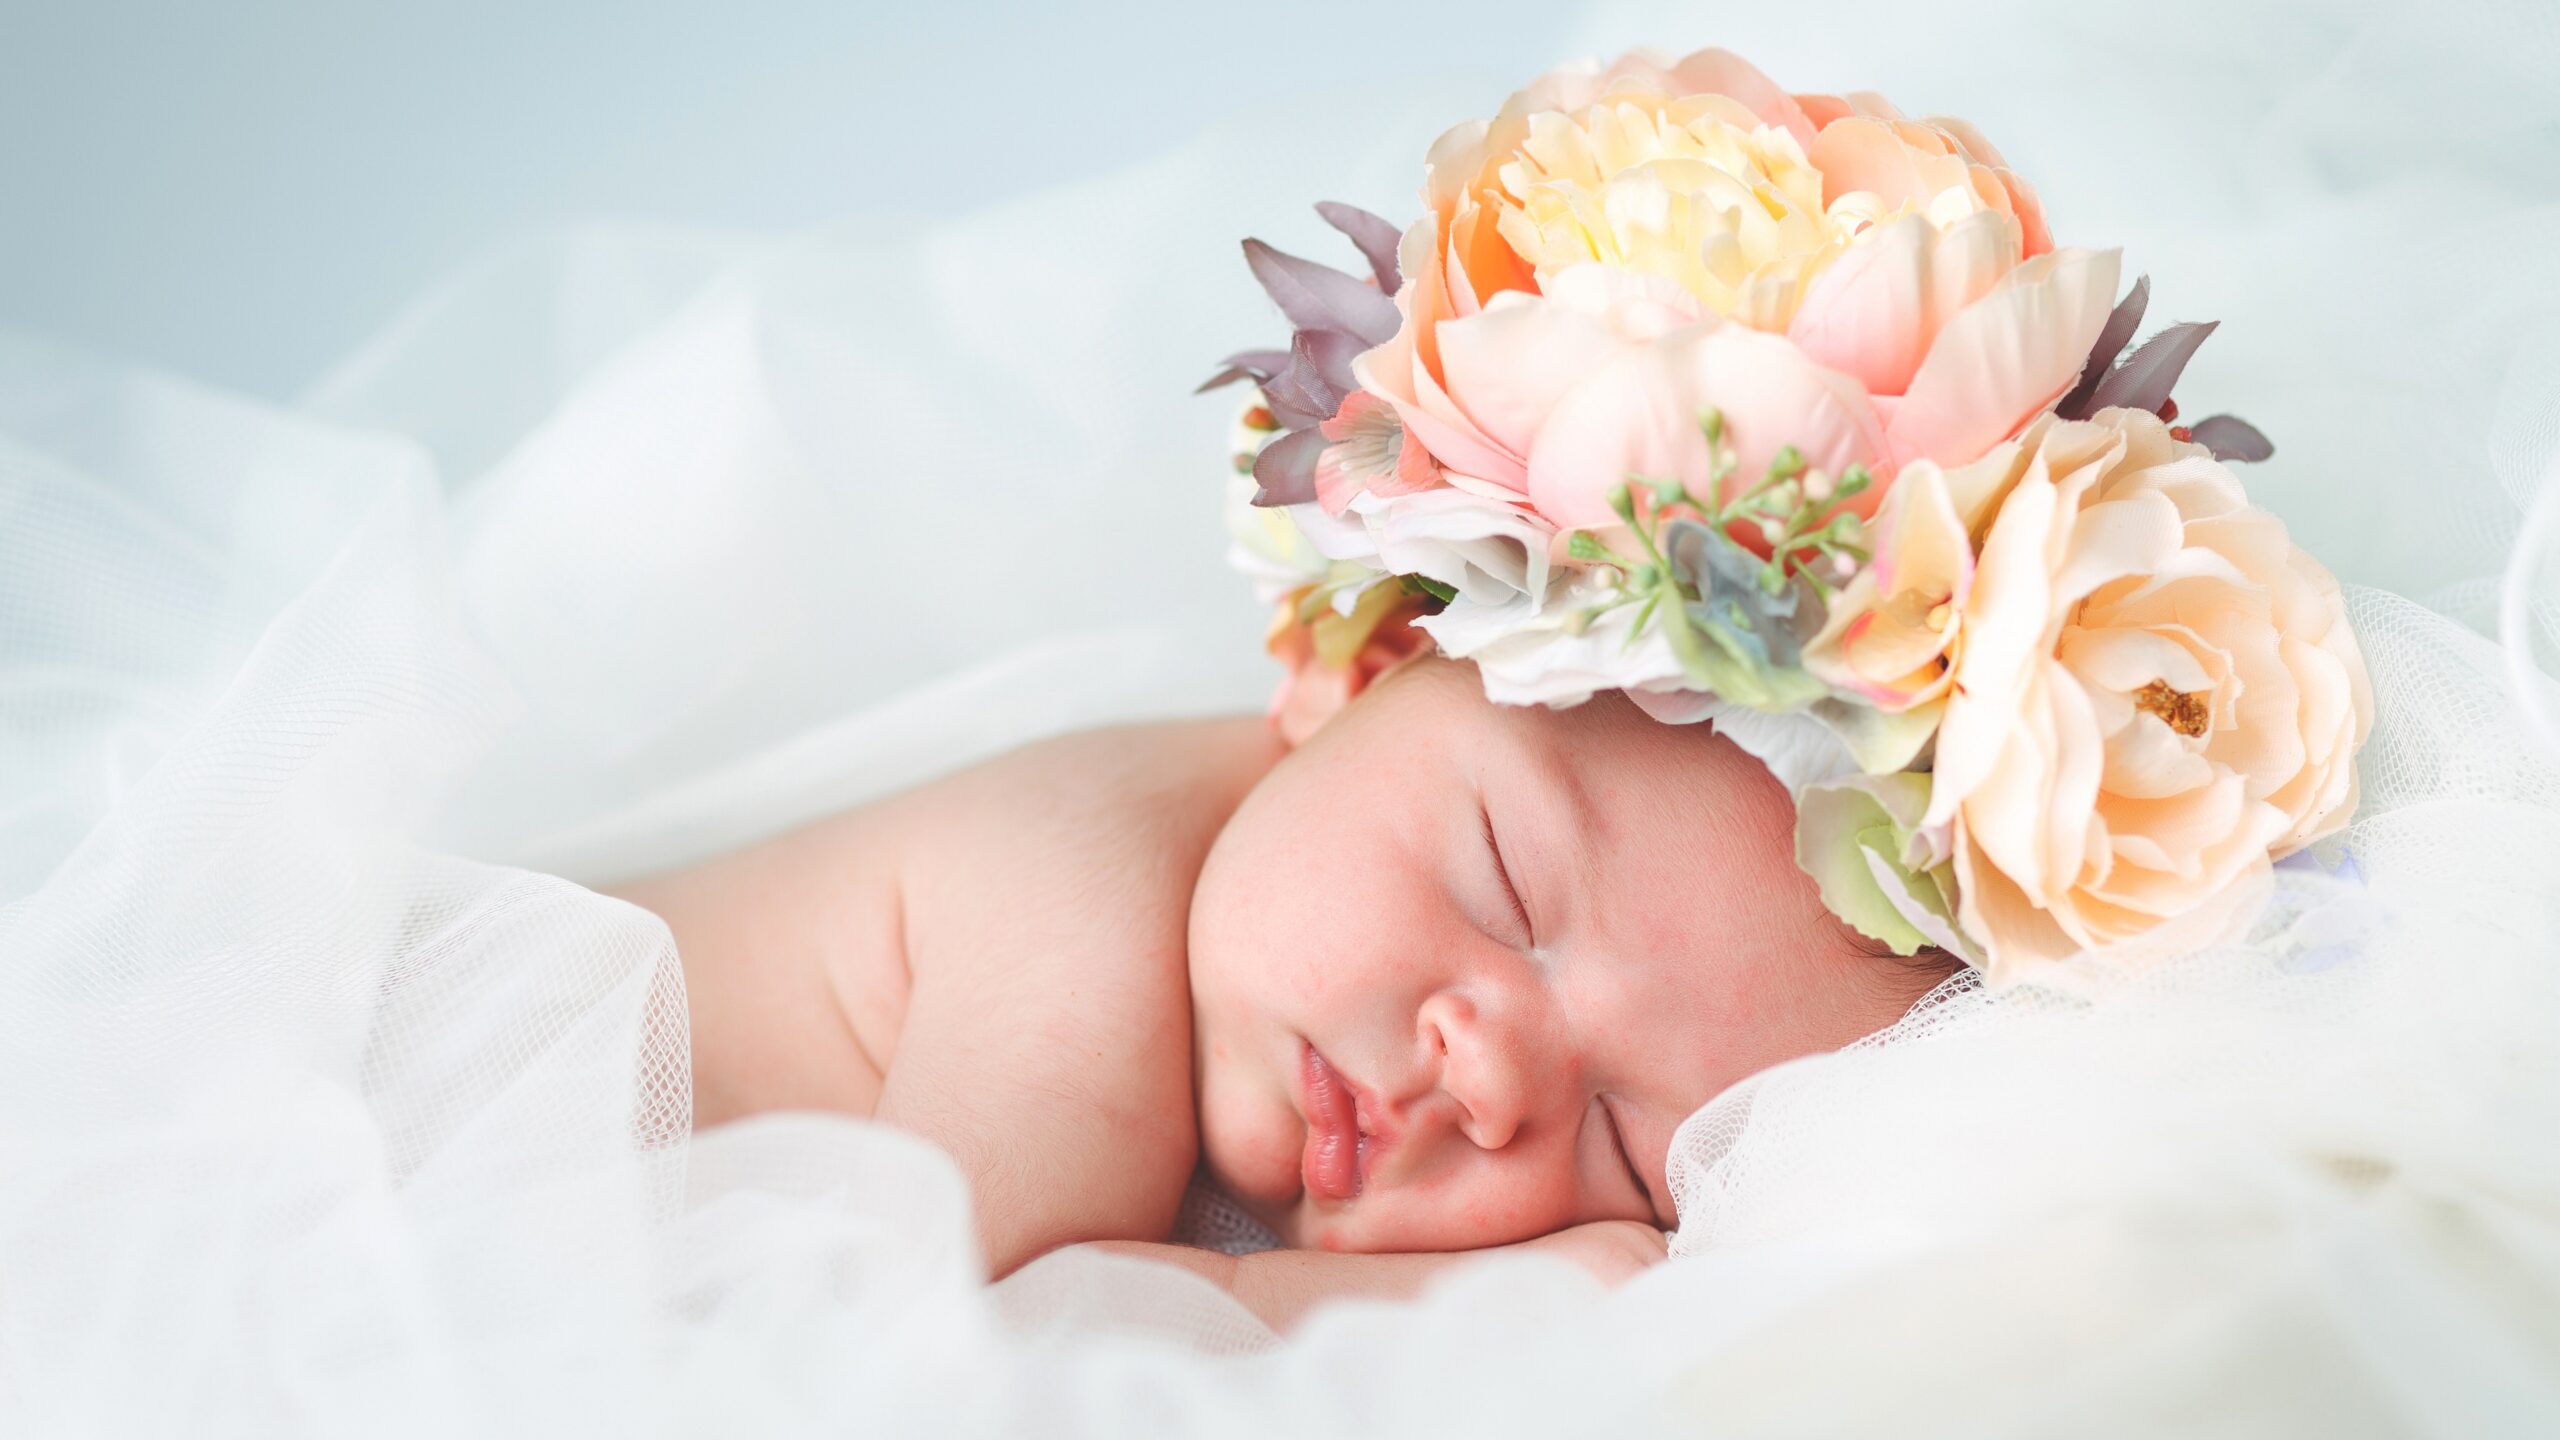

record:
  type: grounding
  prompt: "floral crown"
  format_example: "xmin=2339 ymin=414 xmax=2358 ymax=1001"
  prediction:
xmin=1206 ymin=48 xmax=2373 ymax=983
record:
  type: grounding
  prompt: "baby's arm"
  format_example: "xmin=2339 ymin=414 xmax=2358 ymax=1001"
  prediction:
xmin=867 ymin=718 xmax=1282 ymax=1277
xmin=1076 ymin=1221 xmax=1668 ymax=1332
xmin=619 ymin=716 xmax=1283 ymax=1279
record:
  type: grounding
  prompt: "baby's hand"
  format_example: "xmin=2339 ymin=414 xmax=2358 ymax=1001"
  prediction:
xmin=1511 ymin=1219 xmax=1670 ymax=1285
xmin=1057 ymin=1225 xmax=1669 ymax=1333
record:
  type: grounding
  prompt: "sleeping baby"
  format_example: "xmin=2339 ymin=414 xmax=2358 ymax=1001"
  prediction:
xmin=611 ymin=655 xmax=1958 ymax=1331
xmin=614 ymin=38 xmax=2374 ymax=1338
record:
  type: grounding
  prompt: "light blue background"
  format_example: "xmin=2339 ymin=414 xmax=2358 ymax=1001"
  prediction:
xmin=0 ymin=2 xmax=1591 ymax=398
xmin=10 ymin=0 xmax=2551 ymax=425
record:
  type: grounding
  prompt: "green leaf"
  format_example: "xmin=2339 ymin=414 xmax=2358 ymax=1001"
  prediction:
xmin=1793 ymin=773 xmax=1964 ymax=958
xmin=1671 ymin=604 xmax=1829 ymax=711
xmin=1566 ymin=531 xmax=1631 ymax=567
xmin=1398 ymin=573 xmax=1459 ymax=604
xmin=1813 ymin=697 xmax=1944 ymax=776
xmin=1624 ymin=591 xmax=1660 ymax=648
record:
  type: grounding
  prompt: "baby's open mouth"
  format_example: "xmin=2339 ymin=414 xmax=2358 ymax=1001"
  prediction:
xmin=1299 ymin=1042 xmax=1369 ymax=1202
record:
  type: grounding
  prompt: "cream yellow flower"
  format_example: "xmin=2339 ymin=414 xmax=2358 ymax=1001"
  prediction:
xmin=1355 ymin=47 xmax=2110 ymax=526
xmin=1487 ymin=91 xmax=1835 ymax=329
xmin=1923 ymin=409 xmax=2373 ymax=979
xmin=1441 ymin=55 xmax=2052 ymax=331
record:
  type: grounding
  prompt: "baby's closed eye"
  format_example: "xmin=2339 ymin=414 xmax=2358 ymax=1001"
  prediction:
xmin=1476 ymin=800 xmax=1535 ymax=947
xmin=1579 ymin=1093 xmax=1664 ymax=1228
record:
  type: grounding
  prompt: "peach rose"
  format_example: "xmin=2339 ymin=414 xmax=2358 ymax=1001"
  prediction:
xmin=1798 ymin=457 xmax=1997 ymax=772
xmin=1353 ymin=47 xmax=2113 ymax=522
xmin=1922 ymin=409 xmax=2373 ymax=979
xmin=1265 ymin=579 xmax=1434 ymax=745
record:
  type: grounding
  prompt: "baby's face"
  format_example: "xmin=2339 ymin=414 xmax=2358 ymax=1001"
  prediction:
xmin=1188 ymin=658 xmax=1941 ymax=1253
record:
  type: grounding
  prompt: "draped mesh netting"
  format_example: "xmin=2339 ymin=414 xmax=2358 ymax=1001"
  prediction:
xmin=6 ymin=0 xmax=2560 ymax=1433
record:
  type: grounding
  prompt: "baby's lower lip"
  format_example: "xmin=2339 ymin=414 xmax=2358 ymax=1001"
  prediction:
xmin=1299 ymin=1043 xmax=1365 ymax=1202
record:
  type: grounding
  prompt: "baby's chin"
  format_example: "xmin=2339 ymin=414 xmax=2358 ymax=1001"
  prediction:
xmin=1198 ymin=1135 xmax=1475 ymax=1254
xmin=1197 ymin=1106 xmax=1444 ymax=1253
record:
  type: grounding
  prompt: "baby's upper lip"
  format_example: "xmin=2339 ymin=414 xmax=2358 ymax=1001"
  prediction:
xmin=1334 ymin=1054 xmax=1400 ymax=1179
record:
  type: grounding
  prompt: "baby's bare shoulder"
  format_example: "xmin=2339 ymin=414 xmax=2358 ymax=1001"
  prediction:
xmin=892 ymin=718 xmax=1276 ymax=944
xmin=877 ymin=716 xmax=1280 ymax=1274
xmin=917 ymin=718 xmax=1277 ymax=844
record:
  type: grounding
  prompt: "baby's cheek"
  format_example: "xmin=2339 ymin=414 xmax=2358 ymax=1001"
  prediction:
xmin=1454 ymin=1192 xmax=1572 ymax=1249
xmin=1196 ymin=1071 xmax=1295 ymax=1209
xmin=1383 ymin=1160 xmax=1580 ymax=1252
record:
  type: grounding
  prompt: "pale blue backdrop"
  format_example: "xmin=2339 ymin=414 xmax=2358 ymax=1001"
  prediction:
xmin=0 ymin=1 xmax=1583 ymax=398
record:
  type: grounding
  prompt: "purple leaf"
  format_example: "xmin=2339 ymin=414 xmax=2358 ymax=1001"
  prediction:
xmin=1260 ymin=384 xmax=1331 ymax=433
xmin=1260 ymin=347 xmax=1344 ymax=431
xmin=2058 ymin=274 xmax=2151 ymax=419
xmin=2188 ymin=413 xmax=2275 ymax=462
xmin=1295 ymin=326 xmax=1367 ymax=397
xmin=1316 ymin=201 xmax=1405 ymax=294
xmin=1259 ymin=330 xmax=1358 ymax=430
xmin=1195 ymin=348 xmax=1291 ymax=393
xmin=1243 ymin=238 xmax=1401 ymax=348
xmin=1251 ymin=426 xmax=1328 ymax=507
xmin=2088 ymin=319 xmax=2219 ymax=416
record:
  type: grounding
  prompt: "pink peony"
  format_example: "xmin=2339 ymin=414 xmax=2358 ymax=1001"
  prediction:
xmin=1349 ymin=46 xmax=2116 ymax=530
xmin=1312 ymin=390 xmax=1440 ymax=515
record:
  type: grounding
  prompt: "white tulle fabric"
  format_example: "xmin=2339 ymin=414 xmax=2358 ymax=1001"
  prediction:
xmin=7 ymin=1 xmax=2560 ymax=1432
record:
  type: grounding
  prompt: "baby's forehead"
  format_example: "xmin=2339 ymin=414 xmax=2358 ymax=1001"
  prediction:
xmin=1482 ymin=700 xmax=1787 ymax=854
xmin=1373 ymin=661 xmax=1642 ymax=757
xmin=1338 ymin=662 xmax=1795 ymax=857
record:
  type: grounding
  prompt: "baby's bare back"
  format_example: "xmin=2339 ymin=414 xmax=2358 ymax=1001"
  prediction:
xmin=610 ymin=717 xmax=1281 ymax=1276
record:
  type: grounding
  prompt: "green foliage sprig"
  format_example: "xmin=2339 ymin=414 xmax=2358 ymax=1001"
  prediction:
xmin=1561 ymin=408 xmax=1872 ymax=709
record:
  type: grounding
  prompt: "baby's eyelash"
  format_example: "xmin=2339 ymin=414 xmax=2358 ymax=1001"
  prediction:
xmin=1603 ymin=1097 xmax=1655 ymax=1217
xmin=1479 ymin=804 xmax=1534 ymax=942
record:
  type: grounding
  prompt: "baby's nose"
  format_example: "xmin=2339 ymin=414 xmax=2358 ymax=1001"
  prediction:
xmin=1416 ymin=988 xmax=1545 ymax=1151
